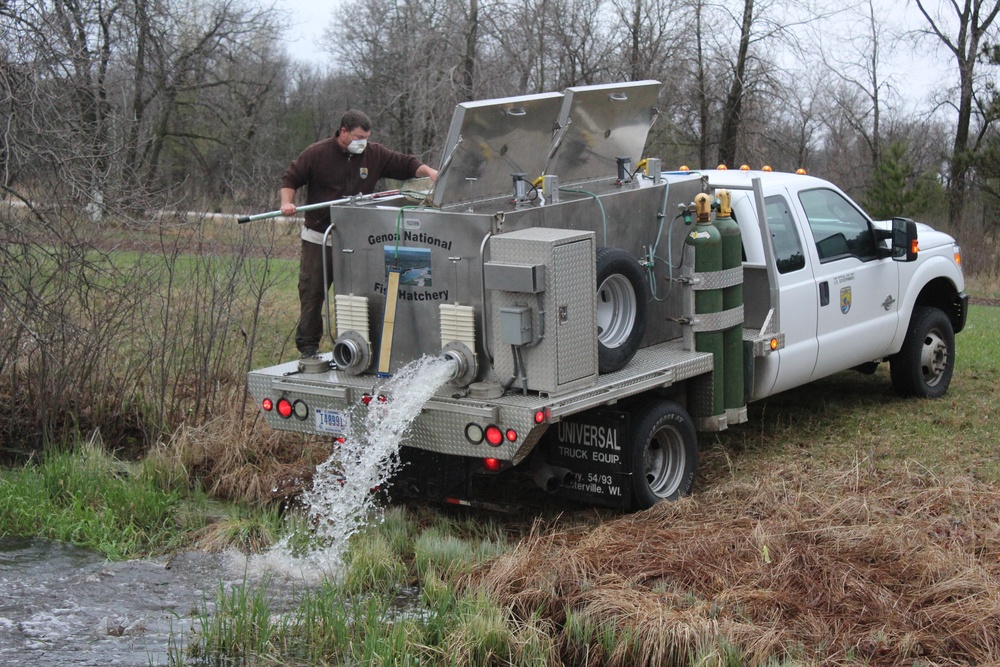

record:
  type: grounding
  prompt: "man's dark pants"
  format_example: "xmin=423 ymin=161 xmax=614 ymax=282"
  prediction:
xmin=296 ymin=239 xmax=335 ymax=355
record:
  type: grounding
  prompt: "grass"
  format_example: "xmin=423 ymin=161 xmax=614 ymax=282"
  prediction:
xmin=3 ymin=220 xmax=999 ymax=664
xmin=6 ymin=303 xmax=998 ymax=664
xmin=2 ymin=299 xmax=996 ymax=664
xmin=0 ymin=433 xmax=189 ymax=558
xmin=0 ymin=431 xmax=289 ymax=559
xmin=701 ymin=304 xmax=1000 ymax=486
xmin=157 ymin=303 xmax=1000 ymax=666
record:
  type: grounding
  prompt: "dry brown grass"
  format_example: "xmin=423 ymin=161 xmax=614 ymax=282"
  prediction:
xmin=465 ymin=462 xmax=1000 ymax=666
xmin=147 ymin=386 xmax=331 ymax=507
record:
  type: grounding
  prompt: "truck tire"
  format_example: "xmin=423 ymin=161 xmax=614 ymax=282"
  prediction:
xmin=629 ymin=399 xmax=698 ymax=509
xmin=596 ymin=247 xmax=648 ymax=373
xmin=890 ymin=306 xmax=955 ymax=398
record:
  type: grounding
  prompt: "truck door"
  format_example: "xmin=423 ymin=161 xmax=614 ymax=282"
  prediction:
xmin=793 ymin=188 xmax=899 ymax=381
xmin=759 ymin=194 xmax=818 ymax=395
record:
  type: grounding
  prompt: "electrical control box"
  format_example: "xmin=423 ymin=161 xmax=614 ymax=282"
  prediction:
xmin=487 ymin=227 xmax=597 ymax=395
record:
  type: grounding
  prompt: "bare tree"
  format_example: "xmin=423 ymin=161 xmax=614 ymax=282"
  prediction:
xmin=1 ymin=0 xmax=285 ymax=215
xmin=713 ymin=0 xmax=824 ymax=167
xmin=916 ymin=0 xmax=1000 ymax=230
xmin=328 ymin=0 xmax=458 ymax=158
xmin=608 ymin=0 xmax=689 ymax=82
xmin=822 ymin=0 xmax=899 ymax=172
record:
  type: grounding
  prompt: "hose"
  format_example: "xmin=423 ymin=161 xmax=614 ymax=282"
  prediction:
xmin=559 ymin=187 xmax=607 ymax=245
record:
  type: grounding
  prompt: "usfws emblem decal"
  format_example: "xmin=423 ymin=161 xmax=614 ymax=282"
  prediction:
xmin=840 ymin=286 xmax=852 ymax=314
xmin=360 ymin=167 xmax=369 ymax=180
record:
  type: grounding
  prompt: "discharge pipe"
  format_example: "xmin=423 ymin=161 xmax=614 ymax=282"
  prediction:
xmin=439 ymin=341 xmax=477 ymax=386
xmin=332 ymin=331 xmax=371 ymax=375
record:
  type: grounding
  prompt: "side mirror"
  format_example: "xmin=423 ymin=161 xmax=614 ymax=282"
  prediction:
xmin=891 ymin=217 xmax=918 ymax=262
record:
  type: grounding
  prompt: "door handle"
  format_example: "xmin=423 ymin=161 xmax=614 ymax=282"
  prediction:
xmin=819 ymin=281 xmax=830 ymax=306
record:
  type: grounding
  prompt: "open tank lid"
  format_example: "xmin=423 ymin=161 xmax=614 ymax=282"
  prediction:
xmin=430 ymin=92 xmax=564 ymax=208
xmin=543 ymin=80 xmax=661 ymax=183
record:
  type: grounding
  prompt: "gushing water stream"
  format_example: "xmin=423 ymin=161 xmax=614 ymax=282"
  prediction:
xmin=251 ymin=354 xmax=457 ymax=581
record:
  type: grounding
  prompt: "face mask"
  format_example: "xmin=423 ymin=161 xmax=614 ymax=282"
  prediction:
xmin=347 ymin=139 xmax=367 ymax=154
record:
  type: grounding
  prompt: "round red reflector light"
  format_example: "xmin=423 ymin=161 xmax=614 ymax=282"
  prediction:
xmin=361 ymin=393 xmax=373 ymax=406
xmin=276 ymin=398 xmax=293 ymax=419
xmin=534 ymin=410 xmax=546 ymax=424
xmin=377 ymin=394 xmax=388 ymax=403
xmin=261 ymin=398 xmax=274 ymax=412
xmin=483 ymin=458 xmax=502 ymax=472
xmin=505 ymin=429 xmax=517 ymax=442
xmin=484 ymin=425 xmax=503 ymax=446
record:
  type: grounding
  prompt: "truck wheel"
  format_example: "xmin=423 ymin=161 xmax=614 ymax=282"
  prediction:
xmin=629 ymin=399 xmax=698 ymax=509
xmin=890 ymin=306 xmax=955 ymax=398
xmin=596 ymin=247 xmax=648 ymax=373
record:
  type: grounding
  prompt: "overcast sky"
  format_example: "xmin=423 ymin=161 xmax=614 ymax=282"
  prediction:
xmin=279 ymin=0 xmax=964 ymax=116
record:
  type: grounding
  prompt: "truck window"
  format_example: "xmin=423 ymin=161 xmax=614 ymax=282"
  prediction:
xmin=764 ymin=196 xmax=805 ymax=274
xmin=798 ymin=188 xmax=877 ymax=262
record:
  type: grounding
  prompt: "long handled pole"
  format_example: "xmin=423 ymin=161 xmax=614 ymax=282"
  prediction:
xmin=235 ymin=189 xmax=401 ymax=224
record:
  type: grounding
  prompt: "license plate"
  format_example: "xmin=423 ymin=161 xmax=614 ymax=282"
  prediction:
xmin=315 ymin=408 xmax=350 ymax=435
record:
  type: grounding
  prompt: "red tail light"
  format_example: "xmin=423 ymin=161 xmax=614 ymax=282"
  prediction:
xmin=483 ymin=458 xmax=502 ymax=472
xmin=484 ymin=425 xmax=503 ymax=446
xmin=276 ymin=398 xmax=293 ymax=419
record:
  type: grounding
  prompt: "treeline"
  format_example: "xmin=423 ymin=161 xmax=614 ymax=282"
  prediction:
xmin=0 ymin=0 xmax=998 ymax=453
xmin=2 ymin=0 xmax=999 ymax=226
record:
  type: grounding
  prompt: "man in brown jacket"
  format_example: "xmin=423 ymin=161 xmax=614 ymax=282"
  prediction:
xmin=280 ymin=110 xmax=438 ymax=357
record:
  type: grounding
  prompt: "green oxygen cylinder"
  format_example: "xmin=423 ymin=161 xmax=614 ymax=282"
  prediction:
xmin=686 ymin=193 xmax=724 ymax=417
xmin=713 ymin=189 xmax=745 ymax=414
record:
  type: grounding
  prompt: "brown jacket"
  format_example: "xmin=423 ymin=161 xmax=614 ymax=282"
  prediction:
xmin=280 ymin=136 xmax=423 ymax=231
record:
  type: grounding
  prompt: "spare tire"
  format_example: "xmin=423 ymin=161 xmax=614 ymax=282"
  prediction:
xmin=596 ymin=247 xmax=648 ymax=373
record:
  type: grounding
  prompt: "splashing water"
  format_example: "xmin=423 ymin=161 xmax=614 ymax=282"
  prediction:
xmin=252 ymin=355 xmax=456 ymax=582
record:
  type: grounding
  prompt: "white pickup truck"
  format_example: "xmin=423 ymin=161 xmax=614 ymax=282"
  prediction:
xmin=246 ymin=81 xmax=966 ymax=511
xmin=712 ymin=168 xmax=965 ymax=402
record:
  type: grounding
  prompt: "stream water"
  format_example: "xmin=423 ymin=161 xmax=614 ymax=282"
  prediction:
xmin=0 ymin=355 xmax=456 ymax=665
xmin=0 ymin=537 xmax=226 ymax=666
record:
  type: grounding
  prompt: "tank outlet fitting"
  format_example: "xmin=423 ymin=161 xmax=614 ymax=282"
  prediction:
xmin=333 ymin=330 xmax=371 ymax=375
xmin=440 ymin=341 xmax=477 ymax=387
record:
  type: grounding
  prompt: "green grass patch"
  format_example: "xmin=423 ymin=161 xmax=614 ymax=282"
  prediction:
xmin=0 ymin=437 xmax=287 ymax=559
xmin=703 ymin=304 xmax=1000 ymax=486
xmin=0 ymin=438 xmax=184 ymax=558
